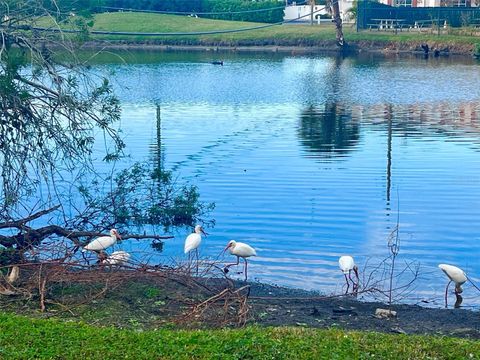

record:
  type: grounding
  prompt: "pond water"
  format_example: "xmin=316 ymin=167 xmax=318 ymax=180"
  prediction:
xmin=91 ymin=50 xmax=480 ymax=307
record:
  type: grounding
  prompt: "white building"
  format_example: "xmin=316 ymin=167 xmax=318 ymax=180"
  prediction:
xmin=284 ymin=0 xmax=476 ymax=23
xmin=283 ymin=1 xmax=356 ymax=23
xmin=376 ymin=0 xmax=476 ymax=6
xmin=379 ymin=0 xmax=476 ymax=7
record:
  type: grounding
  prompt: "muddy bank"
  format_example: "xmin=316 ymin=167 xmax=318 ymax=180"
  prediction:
xmin=79 ymin=39 xmax=477 ymax=56
xmin=2 ymin=270 xmax=478 ymax=339
xmin=247 ymin=282 xmax=480 ymax=339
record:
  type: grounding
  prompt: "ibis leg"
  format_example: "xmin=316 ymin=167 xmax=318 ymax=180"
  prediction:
xmin=348 ymin=270 xmax=355 ymax=293
xmin=82 ymin=251 xmax=90 ymax=266
xmin=195 ymin=248 xmax=199 ymax=276
xmin=244 ymin=259 xmax=248 ymax=282
xmin=348 ymin=271 xmax=358 ymax=295
xmin=344 ymin=273 xmax=350 ymax=294
xmin=445 ymin=280 xmax=452 ymax=308
xmin=225 ymin=256 xmax=240 ymax=269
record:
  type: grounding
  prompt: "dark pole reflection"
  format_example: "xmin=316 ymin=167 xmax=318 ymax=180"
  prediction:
xmin=155 ymin=105 xmax=163 ymax=173
xmin=386 ymin=105 xmax=393 ymax=204
xmin=149 ymin=104 xmax=166 ymax=178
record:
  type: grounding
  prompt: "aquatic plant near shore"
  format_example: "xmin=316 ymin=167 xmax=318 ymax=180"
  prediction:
xmin=473 ymin=43 xmax=480 ymax=58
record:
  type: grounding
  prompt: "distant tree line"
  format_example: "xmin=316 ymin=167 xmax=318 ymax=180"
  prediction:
xmin=47 ymin=0 xmax=286 ymax=23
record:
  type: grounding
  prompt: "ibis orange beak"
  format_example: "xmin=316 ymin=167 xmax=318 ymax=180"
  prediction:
xmin=222 ymin=243 xmax=231 ymax=254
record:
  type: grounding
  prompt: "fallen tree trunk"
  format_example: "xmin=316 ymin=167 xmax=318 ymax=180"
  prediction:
xmin=0 ymin=205 xmax=173 ymax=257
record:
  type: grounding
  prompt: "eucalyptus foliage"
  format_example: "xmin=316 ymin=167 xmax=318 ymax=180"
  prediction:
xmin=0 ymin=1 xmax=212 ymax=260
xmin=0 ymin=0 xmax=124 ymax=213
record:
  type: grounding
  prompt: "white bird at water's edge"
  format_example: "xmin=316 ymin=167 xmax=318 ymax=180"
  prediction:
xmin=82 ymin=229 xmax=122 ymax=252
xmin=102 ymin=250 xmax=131 ymax=266
xmin=223 ymin=240 xmax=257 ymax=281
xmin=184 ymin=225 xmax=207 ymax=254
xmin=184 ymin=225 xmax=207 ymax=274
xmin=339 ymin=255 xmax=359 ymax=294
xmin=438 ymin=263 xmax=467 ymax=308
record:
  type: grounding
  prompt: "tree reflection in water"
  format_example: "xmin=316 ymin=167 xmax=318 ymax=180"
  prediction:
xmin=298 ymin=103 xmax=360 ymax=159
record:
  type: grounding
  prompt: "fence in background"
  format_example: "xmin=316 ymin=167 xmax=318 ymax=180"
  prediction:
xmin=357 ymin=1 xmax=480 ymax=30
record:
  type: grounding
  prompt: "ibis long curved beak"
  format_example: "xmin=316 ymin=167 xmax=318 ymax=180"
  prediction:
xmin=116 ymin=232 xmax=122 ymax=240
xmin=222 ymin=244 xmax=231 ymax=255
xmin=201 ymin=229 xmax=208 ymax=236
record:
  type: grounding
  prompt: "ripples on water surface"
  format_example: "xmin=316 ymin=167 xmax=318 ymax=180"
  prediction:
xmin=91 ymin=51 xmax=480 ymax=306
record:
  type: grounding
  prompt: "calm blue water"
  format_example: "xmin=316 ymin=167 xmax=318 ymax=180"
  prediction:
xmin=90 ymin=51 xmax=480 ymax=306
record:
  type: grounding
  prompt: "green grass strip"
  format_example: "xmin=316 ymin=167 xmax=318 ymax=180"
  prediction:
xmin=0 ymin=312 xmax=478 ymax=359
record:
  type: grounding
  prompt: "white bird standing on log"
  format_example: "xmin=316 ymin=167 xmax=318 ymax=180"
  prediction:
xmin=438 ymin=264 xmax=467 ymax=308
xmin=223 ymin=240 xmax=257 ymax=281
xmin=339 ymin=255 xmax=359 ymax=294
xmin=184 ymin=225 xmax=207 ymax=274
xmin=83 ymin=229 xmax=122 ymax=253
xmin=102 ymin=251 xmax=131 ymax=266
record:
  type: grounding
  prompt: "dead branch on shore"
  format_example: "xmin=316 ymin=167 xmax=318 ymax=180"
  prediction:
xmin=0 ymin=205 xmax=172 ymax=260
xmin=177 ymin=285 xmax=251 ymax=327
xmin=0 ymin=247 xmax=252 ymax=327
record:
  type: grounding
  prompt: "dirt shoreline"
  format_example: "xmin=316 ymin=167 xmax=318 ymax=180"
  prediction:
xmin=80 ymin=40 xmax=477 ymax=56
xmin=246 ymin=281 xmax=480 ymax=339
xmin=3 ymin=270 xmax=478 ymax=339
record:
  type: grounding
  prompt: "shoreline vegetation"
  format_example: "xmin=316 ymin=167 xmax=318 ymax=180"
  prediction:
xmin=47 ymin=12 xmax=480 ymax=56
xmin=0 ymin=273 xmax=479 ymax=359
xmin=1 ymin=269 xmax=479 ymax=337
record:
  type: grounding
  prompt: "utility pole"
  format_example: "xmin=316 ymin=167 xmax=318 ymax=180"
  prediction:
xmin=310 ymin=0 xmax=314 ymax=25
xmin=330 ymin=0 xmax=344 ymax=45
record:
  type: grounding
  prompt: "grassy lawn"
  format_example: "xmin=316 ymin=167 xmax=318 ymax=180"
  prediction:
xmin=45 ymin=12 xmax=480 ymax=46
xmin=87 ymin=12 xmax=338 ymax=43
xmin=0 ymin=312 xmax=478 ymax=359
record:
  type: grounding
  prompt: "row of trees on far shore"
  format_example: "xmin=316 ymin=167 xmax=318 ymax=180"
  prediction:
xmin=46 ymin=0 xmax=287 ymax=23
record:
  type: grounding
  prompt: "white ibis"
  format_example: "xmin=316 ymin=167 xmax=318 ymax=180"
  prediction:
xmin=102 ymin=251 xmax=131 ymax=266
xmin=82 ymin=229 xmax=122 ymax=256
xmin=6 ymin=265 xmax=20 ymax=284
xmin=223 ymin=240 xmax=257 ymax=281
xmin=339 ymin=255 xmax=359 ymax=294
xmin=184 ymin=225 xmax=207 ymax=274
xmin=438 ymin=264 xmax=467 ymax=308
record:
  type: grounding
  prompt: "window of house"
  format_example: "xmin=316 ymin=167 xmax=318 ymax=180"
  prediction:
xmin=395 ymin=0 xmax=413 ymax=6
xmin=441 ymin=0 xmax=469 ymax=5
